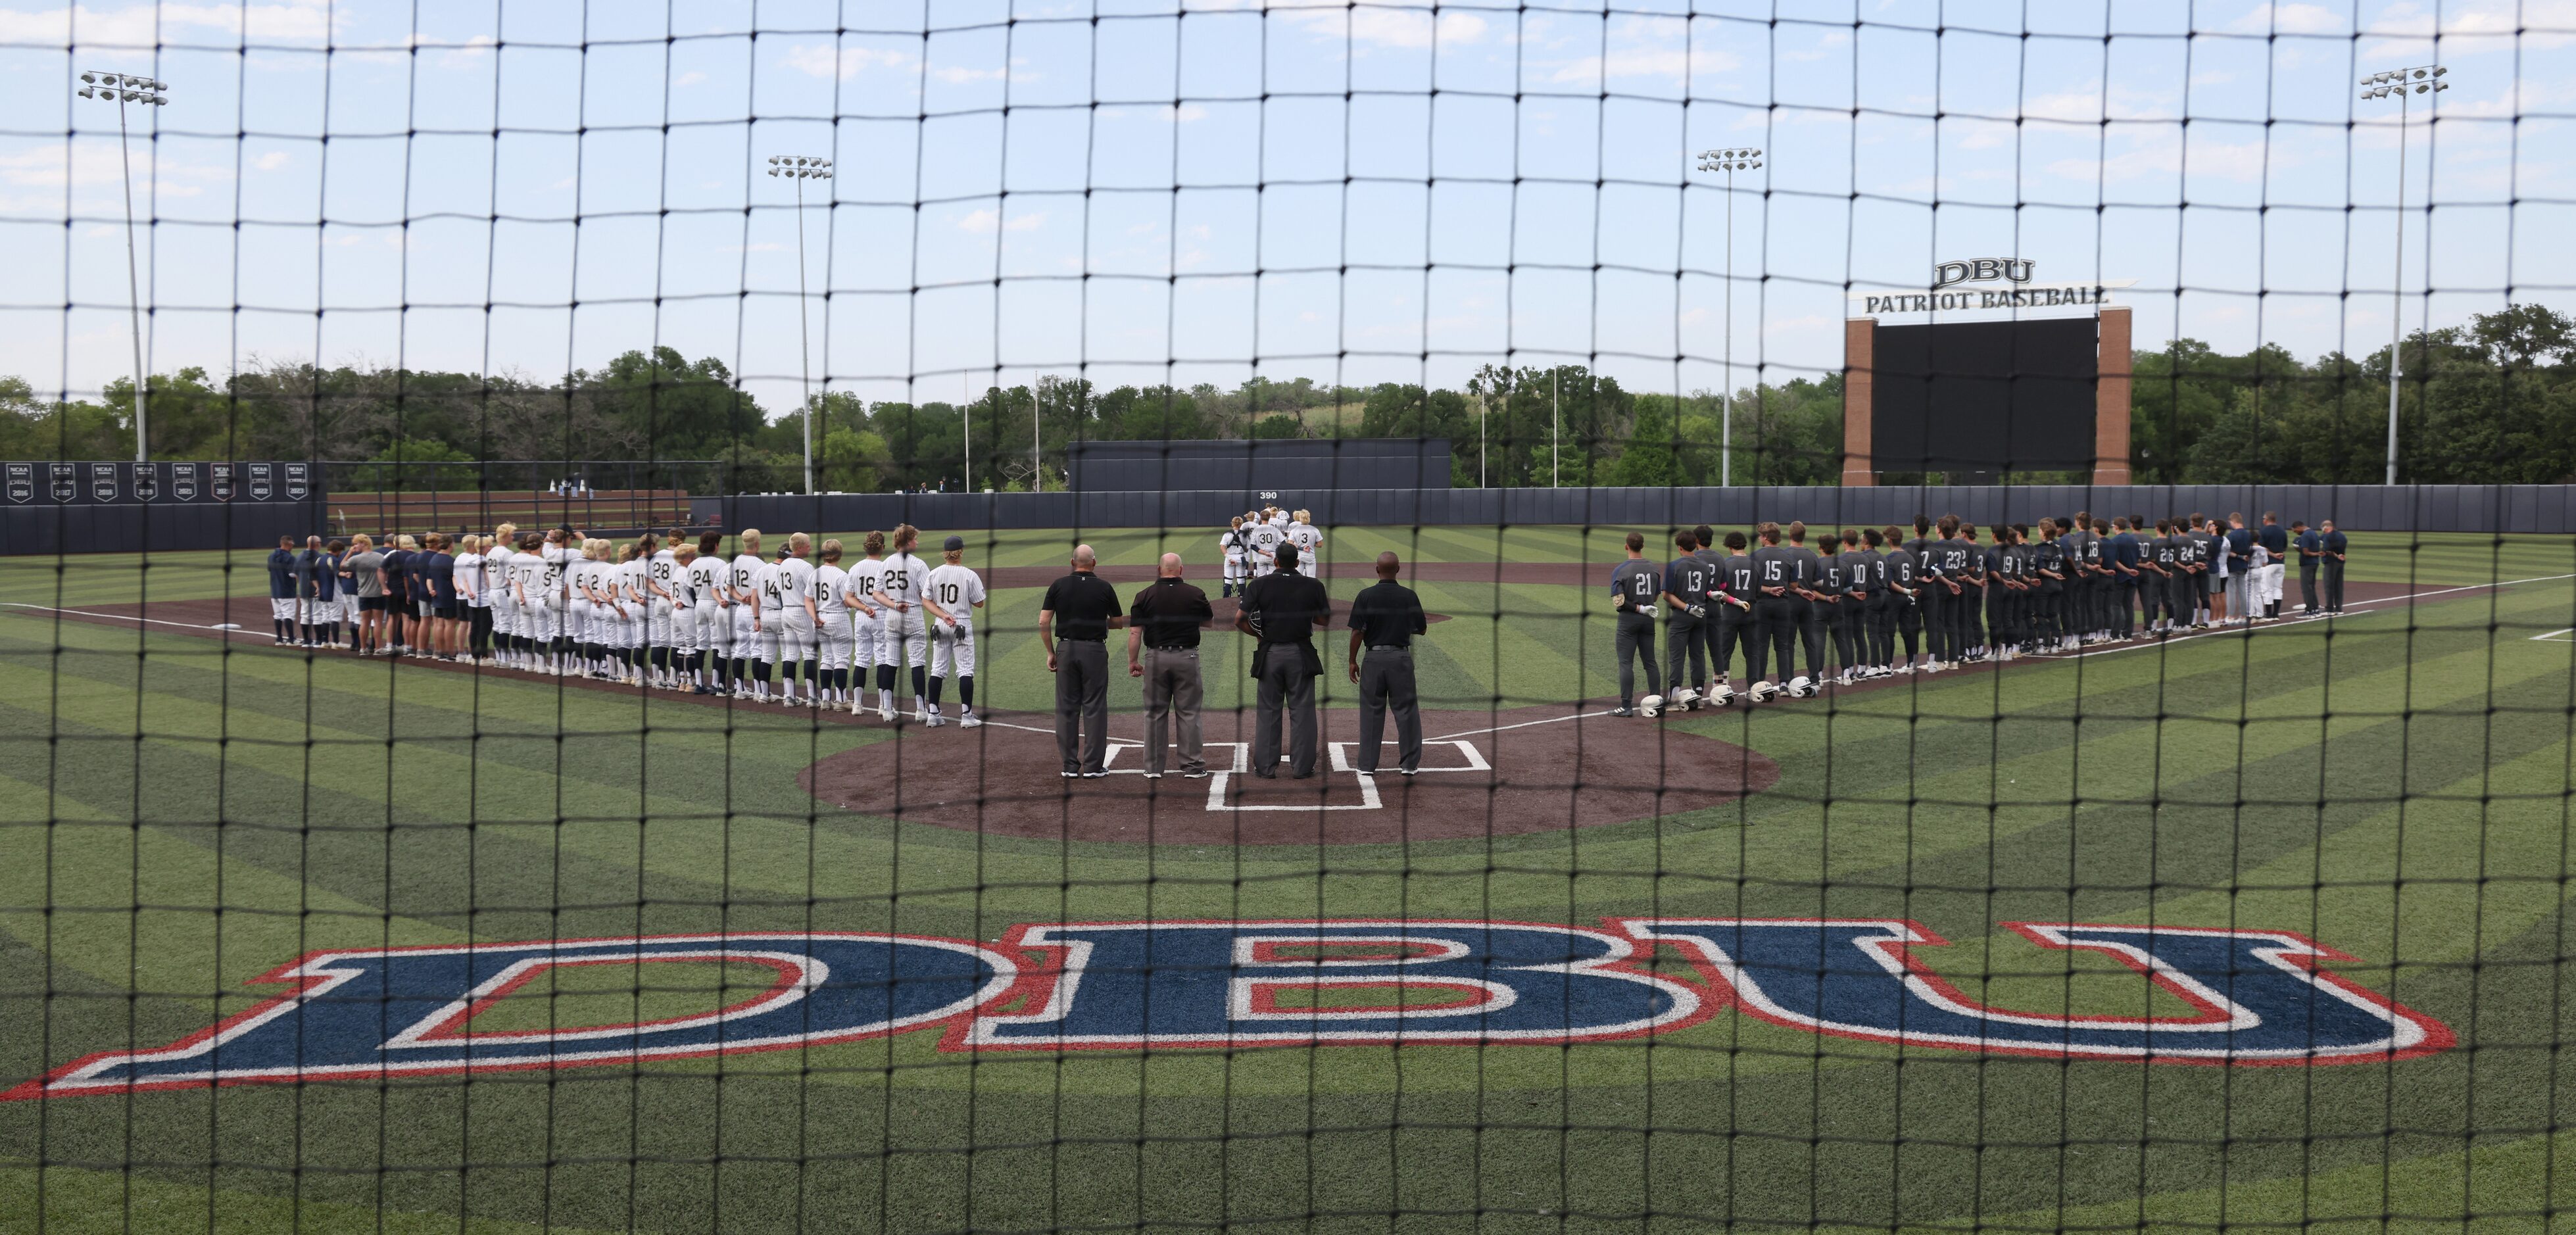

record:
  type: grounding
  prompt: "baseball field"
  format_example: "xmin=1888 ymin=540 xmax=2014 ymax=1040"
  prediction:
xmin=2 ymin=525 xmax=2571 ymax=1234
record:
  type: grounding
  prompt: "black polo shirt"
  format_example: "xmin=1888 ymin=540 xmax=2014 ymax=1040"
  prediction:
xmin=1042 ymin=571 xmax=1121 ymax=641
xmin=1240 ymin=568 xmax=1330 ymax=644
xmin=1129 ymin=575 xmax=1212 ymax=649
xmin=1348 ymin=578 xmax=1428 ymax=648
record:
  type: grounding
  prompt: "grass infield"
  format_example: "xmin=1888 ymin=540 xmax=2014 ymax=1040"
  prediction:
xmin=0 ymin=527 xmax=2570 ymax=1233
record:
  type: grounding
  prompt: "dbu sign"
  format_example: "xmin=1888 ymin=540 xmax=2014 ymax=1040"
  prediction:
xmin=9 ymin=919 xmax=2450 ymax=1098
xmin=1933 ymin=257 xmax=2037 ymax=287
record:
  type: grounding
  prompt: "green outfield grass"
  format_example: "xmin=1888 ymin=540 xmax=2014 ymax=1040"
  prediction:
xmin=1 ymin=527 xmax=2571 ymax=1233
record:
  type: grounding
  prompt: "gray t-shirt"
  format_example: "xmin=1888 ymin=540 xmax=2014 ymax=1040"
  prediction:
xmin=344 ymin=550 xmax=385 ymax=598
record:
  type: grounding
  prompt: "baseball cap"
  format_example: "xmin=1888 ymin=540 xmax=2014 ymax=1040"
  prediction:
xmin=942 ymin=535 xmax=965 ymax=551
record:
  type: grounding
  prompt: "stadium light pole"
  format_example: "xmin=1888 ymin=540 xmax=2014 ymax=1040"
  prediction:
xmin=2360 ymin=67 xmax=2448 ymax=486
xmin=768 ymin=154 xmax=833 ymax=494
xmin=78 ymin=72 xmax=168 ymax=463
xmin=1696 ymin=147 xmax=1761 ymax=486
xmin=1551 ymin=368 xmax=1559 ymax=487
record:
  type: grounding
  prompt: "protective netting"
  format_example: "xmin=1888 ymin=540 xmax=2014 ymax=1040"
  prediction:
xmin=5 ymin=3 xmax=2575 ymax=1233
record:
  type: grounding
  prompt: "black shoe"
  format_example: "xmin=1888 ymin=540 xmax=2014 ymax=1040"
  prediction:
xmin=1250 ymin=769 xmax=1278 ymax=780
xmin=1182 ymin=768 xmax=1209 ymax=779
xmin=1061 ymin=770 xmax=1079 ymax=779
xmin=1611 ymin=706 xmax=1636 ymax=717
xmin=1397 ymin=767 xmax=1419 ymax=776
xmin=1291 ymin=769 xmax=1315 ymax=779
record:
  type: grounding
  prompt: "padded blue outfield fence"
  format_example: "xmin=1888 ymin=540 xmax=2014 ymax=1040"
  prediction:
xmin=7 ymin=482 xmax=2575 ymax=556
xmin=707 ymin=484 xmax=2576 ymax=541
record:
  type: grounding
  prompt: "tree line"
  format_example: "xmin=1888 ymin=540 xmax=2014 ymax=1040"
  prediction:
xmin=4 ymin=304 xmax=2567 ymax=488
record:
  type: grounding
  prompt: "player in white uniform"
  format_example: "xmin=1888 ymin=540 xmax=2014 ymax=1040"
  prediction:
xmin=1268 ymin=506 xmax=1288 ymax=530
xmin=812 ymin=540 xmax=853 ymax=706
xmin=616 ymin=542 xmax=650 ymax=684
xmin=485 ymin=526 xmax=518 ymax=667
xmin=919 ymin=534 xmax=988 ymax=727
xmin=533 ymin=532 xmax=570 ymax=674
xmin=1286 ymin=509 xmax=1323 ymax=564
xmin=451 ymin=537 xmax=487 ymax=662
xmin=869 ymin=524 xmax=932 ymax=723
xmin=842 ymin=531 xmax=887 ymax=714
xmin=668 ymin=543 xmax=700 ymax=687
xmin=1221 ymin=516 xmax=1248 ymax=598
xmin=1244 ymin=518 xmax=1286 ymax=581
xmin=646 ymin=534 xmax=680 ymax=688
xmin=566 ymin=540 xmax=602 ymax=676
xmin=773 ymin=533 xmax=820 ymax=705
xmin=687 ymin=532 xmax=729 ymax=694
xmin=749 ymin=550 xmax=785 ymax=701
xmin=729 ymin=531 xmax=767 ymax=699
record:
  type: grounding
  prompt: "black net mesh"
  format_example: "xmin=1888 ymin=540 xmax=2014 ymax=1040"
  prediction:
xmin=3 ymin=3 xmax=2573 ymax=1233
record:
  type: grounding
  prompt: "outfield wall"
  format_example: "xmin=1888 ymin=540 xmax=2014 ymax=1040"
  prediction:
xmin=708 ymin=484 xmax=2576 ymax=538
xmin=5 ymin=483 xmax=2571 ymax=556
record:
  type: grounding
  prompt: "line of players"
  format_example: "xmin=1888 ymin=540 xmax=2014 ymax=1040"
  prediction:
xmin=1615 ymin=509 xmax=2320 ymax=713
xmin=276 ymin=521 xmax=995 ymax=725
xmin=1219 ymin=506 xmax=1324 ymax=598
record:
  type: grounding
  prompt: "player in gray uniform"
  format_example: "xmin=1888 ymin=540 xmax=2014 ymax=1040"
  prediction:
xmin=1659 ymin=530 xmax=1717 ymax=710
xmin=1608 ymin=532 xmax=1662 ymax=716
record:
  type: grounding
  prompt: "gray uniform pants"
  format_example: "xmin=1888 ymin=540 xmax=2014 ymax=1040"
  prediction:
xmin=1054 ymin=639 xmax=1110 ymax=775
xmin=1615 ymin=612 xmax=1661 ymax=707
xmin=1253 ymin=651 xmax=1319 ymax=777
xmin=2322 ymin=559 xmax=2345 ymax=612
xmin=1355 ymin=646 xmax=1421 ymax=774
xmin=1140 ymin=646 xmax=1205 ymax=775
xmin=1665 ymin=613 xmax=1707 ymax=694
xmin=2300 ymin=566 xmax=2320 ymax=612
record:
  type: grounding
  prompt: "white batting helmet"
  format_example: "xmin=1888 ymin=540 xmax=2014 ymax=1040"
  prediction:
xmin=1638 ymin=694 xmax=1665 ymax=718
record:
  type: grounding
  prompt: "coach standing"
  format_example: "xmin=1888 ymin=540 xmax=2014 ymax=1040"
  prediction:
xmin=2320 ymin=520 xmax=2348 ymax=614
xmin=1239 ymin=543 xmax=1330 ymax=778
xmin=1348 ymin=551 xmax=1428 ymax=776
xmin=1040 ymin=545 xmax=1124 ymax=778
xmin=1127 ymin=552 xmax=1213 ymax=779
xmin=2293 ymin=520 xmax=2322 ymax=614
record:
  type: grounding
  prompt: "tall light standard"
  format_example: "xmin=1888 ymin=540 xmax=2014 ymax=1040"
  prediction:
xmin=2360 ymin=66 xmax=2448 ymax=485
xmin=77 ymin=71 xmax=168 ymax=463
xmin=1696 ymin=147 xmax=1761 ymax=486
xmin=1551 ymin=368 xmax=1559 ymax=486
xmin=768 ymin=154 xmax=833 ymax=493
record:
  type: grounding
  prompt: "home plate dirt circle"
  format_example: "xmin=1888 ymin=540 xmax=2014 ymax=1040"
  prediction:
xmin=800 ymin=704 xmax=1779 ymax=846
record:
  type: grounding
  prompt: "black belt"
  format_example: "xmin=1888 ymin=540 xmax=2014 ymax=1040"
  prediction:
xmin=1145 ymin=644 xmax=1196 ymax=652
xmin=1367 ymin=644 xmax=1409 ymax=652
xmin=1060 ymin=636 xmax=1104 ymax=643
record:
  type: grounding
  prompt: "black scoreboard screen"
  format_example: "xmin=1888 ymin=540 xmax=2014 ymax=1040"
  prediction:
xmin=1870 ymin=318 xmax=2098 ymax=473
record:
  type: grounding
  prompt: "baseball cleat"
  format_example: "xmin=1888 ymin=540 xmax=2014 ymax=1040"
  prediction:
xmin=878 ymin=704 xmax=895 ymax=722
xmin=958 ymin=713 xmax=983 ymax=728
xmin=1611 ymin=706 xmax=1637 ymax=717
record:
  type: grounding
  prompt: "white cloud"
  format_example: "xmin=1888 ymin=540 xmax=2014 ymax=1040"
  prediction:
xmin=1549 ymin=18 xmax=1738 ymax=83
xmin=674 ymin=70 xmax=708 ymax=87
xmin=253 ymin=151 xmax=290 ymax=171
xmin=0 ymin=142 xmax=221 ymax=197
xmin=960 ymin=208 xmax=1046 ymax=233
xmin=782 ymin=44 xmax=911 ymax=80
xmin=0 ymin=1 xmax=335 ymax=47
xmin=1197 ymin=0 xmax=1488 ymax=49
xmin=2229 ymin=3 xmax=2347 ymax=34
xmin=1165 ymin=103 xmax=1209 ymax=122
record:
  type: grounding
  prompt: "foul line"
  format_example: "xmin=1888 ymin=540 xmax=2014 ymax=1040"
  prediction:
xmin=2026 ymin=574 xmax=2576 ymax=665
xmin=1 ymin=602 xmax=276 ymax=642
xmin=2534 ymin=627 xmax=2576 ymax=643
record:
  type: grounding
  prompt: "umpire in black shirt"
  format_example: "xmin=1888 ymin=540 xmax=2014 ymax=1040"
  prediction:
xmin=1040 ymin=545 xmax=1125 ymax=777
xmin=1238 ymin=542 xmax=1331 ymax=778
xmin=1127 ymin=552 xmax=1213 ymax=778
xmin=1348 ymin=551 xmax=1428 ymax=775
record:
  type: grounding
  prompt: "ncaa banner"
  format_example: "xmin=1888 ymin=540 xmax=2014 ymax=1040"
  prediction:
xmin=7 ymin=918 xmax=2451 ymax=1099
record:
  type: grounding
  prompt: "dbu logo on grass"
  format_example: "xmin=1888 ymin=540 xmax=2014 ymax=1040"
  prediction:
xmin=9 ymin=919 xmax=2451 ymax=1098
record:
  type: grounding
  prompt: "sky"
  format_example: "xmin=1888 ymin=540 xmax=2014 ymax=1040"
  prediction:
xmin=0 ymin=0 xmax=2568 ymax=432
